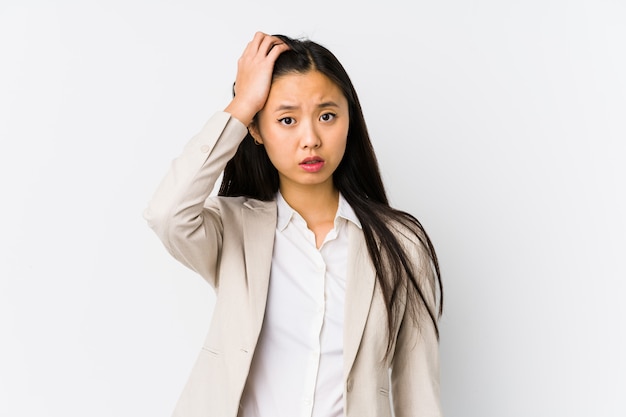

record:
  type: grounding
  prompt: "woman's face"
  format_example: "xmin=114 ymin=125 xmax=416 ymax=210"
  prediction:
xmin=251 ymin=70 xmax=349 ymax=195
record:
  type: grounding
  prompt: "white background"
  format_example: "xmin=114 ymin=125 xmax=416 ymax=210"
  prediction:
xmin=1 ymin=0 xmax=625 ymax=416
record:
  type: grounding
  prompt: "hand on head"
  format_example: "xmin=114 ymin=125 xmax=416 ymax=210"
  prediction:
xmin=224 ymin=32 xmax=290 ymax=126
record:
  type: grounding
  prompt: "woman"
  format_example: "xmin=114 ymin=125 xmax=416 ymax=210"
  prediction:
xmin=145 ymin=32 xmax=443 ymax=417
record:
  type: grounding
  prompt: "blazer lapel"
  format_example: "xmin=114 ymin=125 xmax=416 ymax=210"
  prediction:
xmin=242 ymin=199 xmax=277 ymax=343
xmin=343 ymin=222 xmax=376 ymax=379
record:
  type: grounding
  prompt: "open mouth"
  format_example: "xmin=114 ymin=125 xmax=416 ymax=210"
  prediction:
xmin=299 ymin=157 xmax=325 ymax=172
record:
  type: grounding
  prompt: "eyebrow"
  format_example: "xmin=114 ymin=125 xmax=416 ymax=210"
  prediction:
xmin=273 ymin=101 xmax=341 ymax=112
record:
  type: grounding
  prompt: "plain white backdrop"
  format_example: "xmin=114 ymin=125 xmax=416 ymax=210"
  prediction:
xmin=1 ymin=0 xmax=625 ymax=416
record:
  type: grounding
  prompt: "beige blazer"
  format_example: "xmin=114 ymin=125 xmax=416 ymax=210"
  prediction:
xmin=144 ymin=112 xmax=442 ymax=417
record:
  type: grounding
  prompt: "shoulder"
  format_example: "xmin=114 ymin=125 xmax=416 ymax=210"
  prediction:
xmin=205 ymin=195 xmax=277 ymax=215
xmin=385 ymin=211 xmax=430 ymax=251
xmin=385 ymin=212 xmax=438 ymax=288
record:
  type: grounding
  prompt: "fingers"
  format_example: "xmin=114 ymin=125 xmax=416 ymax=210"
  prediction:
xmin=267 ymin=40 xmax=290 ymax=60
xmin=249 ymin=31 xmax=288 ymax=58
xmin=243 ymin=31 xmax=266 ymax=55
xmin=224 ymin=32 xmax=289 ymax=126
xmin=237 ymin=32 xmax=287 ymax=74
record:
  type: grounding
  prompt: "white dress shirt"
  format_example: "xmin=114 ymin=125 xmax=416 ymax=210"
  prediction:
xmin=239 ymin=192 xmax=361 ymax=417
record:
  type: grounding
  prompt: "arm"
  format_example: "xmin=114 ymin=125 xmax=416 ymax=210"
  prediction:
xmin=144 ymin=32 xmax=290 ymax=286
xmin=143 ymin=112 xmax=247 ymax=286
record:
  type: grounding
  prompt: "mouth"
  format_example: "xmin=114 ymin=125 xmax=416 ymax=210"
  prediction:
xmin=300 ymin=156 xmax=325 ymax=165
xmin=299 ymin=156 xmax=325 ymax=172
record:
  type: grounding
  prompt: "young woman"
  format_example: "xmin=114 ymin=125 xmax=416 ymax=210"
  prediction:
xmin=145 ymin=32 xmax=443 ymax=417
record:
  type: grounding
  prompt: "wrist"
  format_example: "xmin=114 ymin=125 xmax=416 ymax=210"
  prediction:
xmin=224 ymin=100 xmax=257 ymax=127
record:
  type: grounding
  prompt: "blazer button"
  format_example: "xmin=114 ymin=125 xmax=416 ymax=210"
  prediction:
xmin=200 ymin=145 xmax=210 ymax=153
xmin=346 ymin=378 xmax=354 ymax=392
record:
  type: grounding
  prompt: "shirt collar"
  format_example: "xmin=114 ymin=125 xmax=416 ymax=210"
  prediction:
xmin=276 ymin=192 xmax=296 ymax=231
xmin=336 ymin=193 xmax=362 ymax=229
xmin=276 ymin=192 xmax=362 ymax=231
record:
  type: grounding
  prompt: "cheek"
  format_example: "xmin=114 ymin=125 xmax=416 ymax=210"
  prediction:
xmin=263 ymin=141 xmax=291 ymax=169
xmin=335 ymin=128 xmax=349 ymax=157
xmin=337 ymin=142 xmax=347 ymax=163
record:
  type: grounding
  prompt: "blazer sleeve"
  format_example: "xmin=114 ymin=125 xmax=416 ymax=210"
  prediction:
xmin=391 ymin=242 xmax=443 ymax=417
xmin=143 ymin=112 xmax=248 ymax=287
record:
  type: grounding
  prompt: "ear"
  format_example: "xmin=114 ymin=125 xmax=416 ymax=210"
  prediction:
xmin=248 ymin=123 xmax=264 ymax=145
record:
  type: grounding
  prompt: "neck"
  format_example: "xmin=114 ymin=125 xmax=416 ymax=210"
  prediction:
xmin=279 ymin=182 xmax=339 ymax=226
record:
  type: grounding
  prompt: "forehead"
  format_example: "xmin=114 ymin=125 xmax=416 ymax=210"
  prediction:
xmin=266 ymin=70 xmax=346 ymax=106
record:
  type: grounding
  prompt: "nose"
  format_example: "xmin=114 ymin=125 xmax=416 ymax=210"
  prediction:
xmin=299 ymin=122 xmax=321 ymax=149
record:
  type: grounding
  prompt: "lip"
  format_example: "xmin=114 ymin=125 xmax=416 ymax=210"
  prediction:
xmin=299 ymin=156 xmax=325 ymax=173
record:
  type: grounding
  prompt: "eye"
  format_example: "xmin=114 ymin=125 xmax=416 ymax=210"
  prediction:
xmin=278 ymin=117 xmax=294 ymax=126
xmin=320 ymin=113 xmax=336 ymax=122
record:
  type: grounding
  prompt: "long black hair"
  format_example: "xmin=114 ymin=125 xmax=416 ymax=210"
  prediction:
xmin=219 ymin=35 xmax=442 ymax=353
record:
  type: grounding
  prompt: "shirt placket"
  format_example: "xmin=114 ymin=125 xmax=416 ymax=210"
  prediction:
xmin=301 ymin=250 xmax=326 ymax=417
